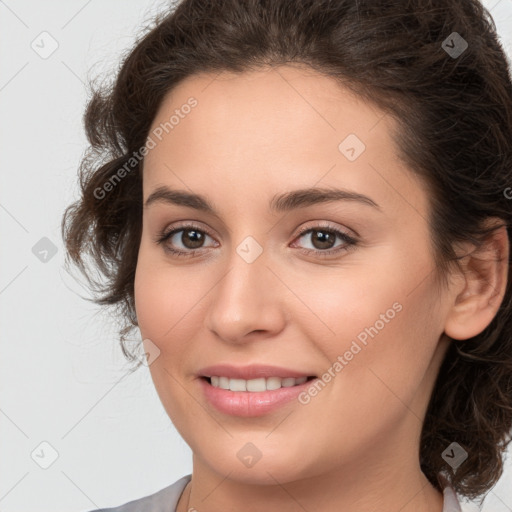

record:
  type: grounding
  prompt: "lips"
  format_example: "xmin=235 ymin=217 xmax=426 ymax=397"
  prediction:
xmin=197 ymin=364 xmax=319 ymax=416
xmin=199 ymin=376 xmax=318 ymax=417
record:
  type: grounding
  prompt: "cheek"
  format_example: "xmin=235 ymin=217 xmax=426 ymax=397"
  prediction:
xmin=321 ymin=283 xmax=441 ymax=425
xmin=134 ymin=250 xmax=203 ymax=432
xmin=134 ymin=241 xmax=202 ymax=345
xmin=284 ymin=262 xmax=401 ymax=353
xmin=295 ymin=251 xmax=441 ymax=407
xmin=134 ymin=266 xmax=174 ymax=341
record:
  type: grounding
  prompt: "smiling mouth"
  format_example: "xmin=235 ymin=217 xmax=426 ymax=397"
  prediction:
xmin=202 ymin=375 xmax=317 ymax=392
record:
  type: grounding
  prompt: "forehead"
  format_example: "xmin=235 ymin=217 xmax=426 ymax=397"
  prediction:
xmin=147 ymin=64 xmax=389 ymax=158
xmin=142 ymin=65 xmax=428 ymax=219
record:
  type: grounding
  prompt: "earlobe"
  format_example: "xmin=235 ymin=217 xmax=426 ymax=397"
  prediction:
xmin=444 ymin=221 xmax=509 ymax=341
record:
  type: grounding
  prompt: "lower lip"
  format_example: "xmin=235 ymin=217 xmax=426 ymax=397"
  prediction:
xmin=199 ymin=377 xmax=317 ymax=417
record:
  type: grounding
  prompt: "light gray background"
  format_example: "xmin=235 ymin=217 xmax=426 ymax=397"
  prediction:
xmin=1 ymin=1 xmax=511 ymax=511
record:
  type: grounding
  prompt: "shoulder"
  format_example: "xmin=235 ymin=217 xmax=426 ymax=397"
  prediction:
xmin=85 ymin=474 xmax=192 ymax=512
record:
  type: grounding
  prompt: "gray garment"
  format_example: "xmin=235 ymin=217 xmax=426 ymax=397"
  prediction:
xmin=87 ymin=473 xmax=464 ymax=512
xmin=87 ymin=475 xmax=191 ymax=512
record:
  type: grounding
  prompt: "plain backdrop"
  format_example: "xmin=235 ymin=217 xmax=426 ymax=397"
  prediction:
xmin=1 ymin=1 xmax=511 ymax=511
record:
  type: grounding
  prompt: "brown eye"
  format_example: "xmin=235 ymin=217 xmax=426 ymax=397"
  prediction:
xmin=306 ymin=229 xmax=337 ymax=250
xmin=155 ymin=223 xmax=217 ymax=258
xmin=178 ymin=228 xmax=206 ymax=249
xmin=292 ymin=224 xmax=358 ymax=258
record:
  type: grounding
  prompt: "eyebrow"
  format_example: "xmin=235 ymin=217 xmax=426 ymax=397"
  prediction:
xmin=144 ymin=185 xmax=381 ymax=213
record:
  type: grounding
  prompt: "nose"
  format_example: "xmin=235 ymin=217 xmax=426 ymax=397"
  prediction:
xmin=204 ymin=247 xmax=286 ymax=344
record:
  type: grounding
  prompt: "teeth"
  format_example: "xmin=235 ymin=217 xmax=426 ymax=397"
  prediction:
xmin=208 ymin=375 xmax=309 ymax=392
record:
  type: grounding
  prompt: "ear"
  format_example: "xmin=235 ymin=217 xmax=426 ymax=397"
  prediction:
xmin=444 ymin=220 xmax=509 ymax=341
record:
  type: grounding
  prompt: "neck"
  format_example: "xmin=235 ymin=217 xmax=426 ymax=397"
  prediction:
xmin=177 ymin=454 xmax=444 ymax=512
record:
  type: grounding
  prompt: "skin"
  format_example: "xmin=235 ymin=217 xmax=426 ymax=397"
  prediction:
xmin=133 ymin=64 xmax=509 ymax=512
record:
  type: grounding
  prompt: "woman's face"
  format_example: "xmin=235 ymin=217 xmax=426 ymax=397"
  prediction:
xmin=134 ymin=64 xmax=454 ymax=484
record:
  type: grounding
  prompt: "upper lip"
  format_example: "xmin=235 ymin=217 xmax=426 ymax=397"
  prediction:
xmin=198 ymin=364 xmax=316 ymax=380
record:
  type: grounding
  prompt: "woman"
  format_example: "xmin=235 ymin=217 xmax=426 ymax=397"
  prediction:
xmin=62 ymin=0 xmax=512 ymax=511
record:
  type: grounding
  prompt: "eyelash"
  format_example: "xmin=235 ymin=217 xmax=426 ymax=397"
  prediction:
xmin=154 ymin=222 xmax=358 ymax=259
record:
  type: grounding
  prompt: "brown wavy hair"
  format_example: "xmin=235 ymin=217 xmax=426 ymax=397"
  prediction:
xmin=61 ymin=0 xmax=512 ymax=502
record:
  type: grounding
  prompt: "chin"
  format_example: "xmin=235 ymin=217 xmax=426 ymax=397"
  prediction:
xmin=196 ymin=440 xmax=316 ymax=485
